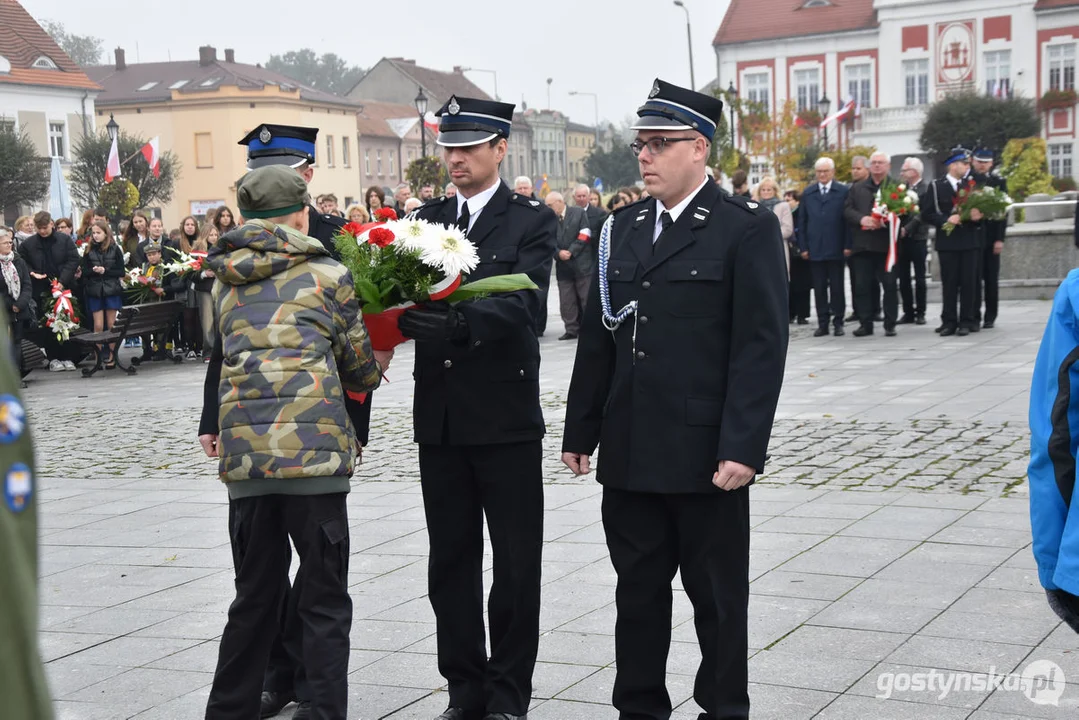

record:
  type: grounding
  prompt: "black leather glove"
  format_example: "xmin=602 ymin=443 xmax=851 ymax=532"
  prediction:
xmin=397 ymin=301 xmax=469 ymax=342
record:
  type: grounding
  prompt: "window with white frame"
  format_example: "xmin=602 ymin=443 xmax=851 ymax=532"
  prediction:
xmin=845 ymin=64 xmax=872 ymax=109
xmin=326 ymin=136 xmax=334 ymax=167
xmin=48 ymin=122 xmax=65 ymax=159
xmin=0 ymin=117 xmax=14 ymax=133
xmin=744 ymin=72 xmax=769 ymax=113
xmin=389 ymin=150 xmax=395 ymax=176
xmin=902 ymin=59 xmax=930 ymax=106
xmin=750 ymin=162 xmax=769 ymax=186
xmin=376 ymin=149 xmax=383 ymax=175
xmin=364 ymin=149 xmax=370 ymax=175
xmin=793 ymin=68 xmax=820 ymax=113
xmin=1048 ymin=44 xmax=1076 ymax=91
xmin=984 ymin=50 xmax=1011 ymax=97
xmin=342 ymin=136 xmax=350 ymax=168
xmin=1050 ymin=143 xmax=1073 ymax=178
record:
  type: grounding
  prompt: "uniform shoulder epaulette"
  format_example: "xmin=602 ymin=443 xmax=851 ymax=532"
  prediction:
xmin=424 ymin=195 xmax=452 ymax=208
xmin=321 ymin=213 xmax=347 ymax=228
xmin=509 ymin=193 xmax=544 ymax=210
xmin=611 ymin=196 xmax=651 ymax=217
xmin=723 ymin=193 xmax=765 ymax=215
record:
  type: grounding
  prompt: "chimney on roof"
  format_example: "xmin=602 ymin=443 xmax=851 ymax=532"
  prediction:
xmin=114 ymin=47 xmax=126 ymax=71
xmin=224 ymin=48 xmax=235 ymax=63
xmin=199 ymin=45 xmax=217 ymax=67
xmin=522 ymin=100 xmax=528 ymax=111
xmin=453 ymin=65 xmax=463 ymax=74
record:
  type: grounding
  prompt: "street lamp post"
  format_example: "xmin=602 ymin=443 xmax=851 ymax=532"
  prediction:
xmin=817 ymin=93 xmax=831 ymax=150
xmin=673 ymin=0 xmax=695 ymax=90
xmin=460 ymin=67 xmax=499 ymax=100
xmin=414 ymin=87 xmax=428 ymax=159
xmin=726 ymin=81 xmax=737 ymax=151
xmin=568 ymin=91 xmax=600 ymax=145
xmin=106 ymin=113 xmax=119 ymax=142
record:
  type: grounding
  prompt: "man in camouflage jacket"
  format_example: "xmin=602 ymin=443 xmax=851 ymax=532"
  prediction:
xmin=199 ymin=166 xmax=384 ymax=720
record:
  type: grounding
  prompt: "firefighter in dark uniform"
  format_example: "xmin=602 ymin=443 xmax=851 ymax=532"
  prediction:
xmin=971 ymin=147 xmax=1007 ymax=329
xmin=562 ymin=79 xmax=789 ymax=720
xmin=205 ymin=124 xmax=373 ymax=720
xmin=395 ymin=96 xmax=556 ymax=720
xmin=924 ymin=147 xmax=985 ymax=337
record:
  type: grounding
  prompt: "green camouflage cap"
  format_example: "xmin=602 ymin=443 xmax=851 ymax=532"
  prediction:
xmin=145 ymin=241 xmax=163 ymax=254
xmin=236 ymin=165 xmax=309 ymax=219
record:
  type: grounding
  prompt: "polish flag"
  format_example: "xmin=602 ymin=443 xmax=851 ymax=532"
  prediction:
xmin=577 ymin=226 xmax=592 ymax=243
xmin=140 ymin=137 xmax=160 ymax=178
xmin=819 ymin=98 xmax=857 ymax=128
xmin=104 ymin=134 xmax=121 ymax=183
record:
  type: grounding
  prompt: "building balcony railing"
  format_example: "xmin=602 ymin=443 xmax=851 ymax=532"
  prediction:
xmin=855 ymin=105 xmax=929 ymax=135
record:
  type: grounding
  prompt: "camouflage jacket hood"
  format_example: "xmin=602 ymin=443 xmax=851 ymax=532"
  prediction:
xmin=208 ymin=219 xmax=329 ymax=286
xmin=207 ymin=219 xmax=382 ymax=497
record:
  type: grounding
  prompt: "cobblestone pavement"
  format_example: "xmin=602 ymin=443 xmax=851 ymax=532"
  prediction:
xmin=27 ymin=298 xmax=1075 ymax=719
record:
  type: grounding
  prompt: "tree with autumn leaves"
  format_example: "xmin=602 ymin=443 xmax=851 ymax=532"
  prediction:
xmin=740 ymin=99 xmax=816 ymax=187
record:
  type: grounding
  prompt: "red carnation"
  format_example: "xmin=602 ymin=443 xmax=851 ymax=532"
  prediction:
xmin=890 ymin=192 xmax=899 ymax=200
xmin=375 ymin=208 xmax=398 ymax=222
xmin=367 ymin=228 xmax=395 ymax=248
xmin=343 ymin=221 xmax=365 ymax=236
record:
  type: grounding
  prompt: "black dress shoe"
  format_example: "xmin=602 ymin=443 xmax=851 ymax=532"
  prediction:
xmin=845 ymin=313 xmax=858 ymax=323
xmin=833 ymin=327 xmax=845 ymax=337
xmin=436 ymin=709 xmax=481 ymax=720
xmin=483 ymin=714 xmax=526 ymax=720
xmin=557 ymin=333 xmax=577 ymax=341
xmin=935 ymin=325 xmax=945 ymax=334
xmin=814 ymin=327 xmax=829 ymax=337
xmin=940 ymin=326 xmax=957 ymax=337
xmin=968 ymin=324 xmax=981 ymax=333
xmin=897 ymin=314 xmax=914 ymax=325
xmin=915 ymin=315 xmax=927 ymax=325
xmin=852 ymin=326 xmax=873 ymax=337
xmin=982 ymin=320 xmax=995 ymax=329
xmin=260 ymin=691 xmax=296 ymax=718
xmin=885 ymin=328 xmax=897 ymax=337
xmin=292 ymin=702 xmax=311 ymax=720
xmin=796 ymin=317 xmax=809 ymax=325
xmin=957 ymin=326 xmax=970 ymax=337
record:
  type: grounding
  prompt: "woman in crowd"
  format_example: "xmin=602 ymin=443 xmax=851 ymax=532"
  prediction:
xmin=589 ymin=188 xmax=603 ymax=208
xmin=178 ymin=216 xmax=200 ymax=252
xmin=77 ymin=210 xmax=95 ymax=242
xmin=365 ymin=186 xmax=387 ymax=215
xmin=55 ymin=218 xmax=74 ymax=237
xmin=213 ymin=206 xmax=237 ymax=236
xmin=194 ymin=223 xmax=218 ymax=361
xmin=756 ymin=177 xmax=792 ymax=278
xmin=0 ymin=229 xmax=32 ymax=364
xmin=122 ymin=210 xmax=149 ymax=267
xmin=785 ymin=188 xmax=812 ymax=325
xmin=346 ymin=204 xmax=370 ymax=224
xmin=13 ymin=216 xmax=34 ymax=252
xmin=82 ymin=220 xmax=125 ymax=368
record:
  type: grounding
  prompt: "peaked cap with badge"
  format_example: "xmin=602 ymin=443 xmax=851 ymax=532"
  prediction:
xmin=945 ymin=146 xmax=972 ymax=166
xmin=972 ymin=147 xmax=994 ymax=163
xmin=435 ymin=95 xmax=516 ymax=147
xmin=238 ymin=124 xmax=319 ymax=169
xmin=632 ymin=78 xmax=725 ymax=142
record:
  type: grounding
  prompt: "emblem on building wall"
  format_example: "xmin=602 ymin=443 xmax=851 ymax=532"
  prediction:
xmin=936 ymin=20 xmax=976 ymax=86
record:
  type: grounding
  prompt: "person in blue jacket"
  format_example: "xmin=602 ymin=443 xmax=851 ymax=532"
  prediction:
xmin=1029 ymin=267 xmax=1079 ymax=632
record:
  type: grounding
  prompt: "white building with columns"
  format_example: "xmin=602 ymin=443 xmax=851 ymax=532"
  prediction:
xmin=713 ymin=0 xmax=1079 ymax=180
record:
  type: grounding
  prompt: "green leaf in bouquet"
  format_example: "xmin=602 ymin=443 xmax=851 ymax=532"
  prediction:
xmin=361 ymin=299 xmax=386 ymax=314
xmin=356 ymin=278 xmax=384 ymax=307
xmin=379 ymin=280 xmax=396 ymax=296
xmin=447 ymin=273 xmax=539 ymax=303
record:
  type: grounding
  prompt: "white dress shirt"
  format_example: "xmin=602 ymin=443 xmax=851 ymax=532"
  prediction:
xmin=653 ymin=176 xmax=709 ymax=243
xmin=456 ymin=178 xmax=503 ymax=233
xmin=819 ymin=181 xmax=832 ymax=195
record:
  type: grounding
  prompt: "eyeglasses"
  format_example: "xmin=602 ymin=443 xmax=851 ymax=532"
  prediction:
xmin=629 ymin=137 xmax=696 ymax=157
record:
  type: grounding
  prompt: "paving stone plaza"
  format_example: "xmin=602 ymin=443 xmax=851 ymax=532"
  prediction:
xmin=28 ymin=296 xmax=1077 ymax=720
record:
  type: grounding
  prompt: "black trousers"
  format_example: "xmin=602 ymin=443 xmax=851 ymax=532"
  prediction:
xmin=852 ymin=252 xmax=898 ymax=330
xmin=787 ymin=252 xmax=812 ymax=321
xmin=206 ymin=493 xmax=351 ymax=720
xmin=937 ymin=249 xmax=979 ymax=329
xmin=810 ymin=259 xmax=845 ymax=329
xmin=419 ymin=441 xmax=544 ymax=716
xmin=974 ymin=240 xmax=1001 ymax=324
xmin=847 ymin=256 xmax=880 ymax=319
xmin=263 ymin=565 xmax=310 ymax=702
xmin=603 ymin=486 xmax=750 ymax=720
xmin=896 ymin=238 xmax=927 ymax=318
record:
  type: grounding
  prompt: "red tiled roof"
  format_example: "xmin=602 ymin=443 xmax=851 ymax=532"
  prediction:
xmin=714 ymin=0 xmax=878 ymax=46
xmin=356 ymin=100 xmax=423 ymax=138
xmin=363 ymin=58 xmax=491 ymax=103
xmin=0 ymin=0 xmax=101 ymax=90
xmin=1035 ymin=0 xmax=1079 ymax=8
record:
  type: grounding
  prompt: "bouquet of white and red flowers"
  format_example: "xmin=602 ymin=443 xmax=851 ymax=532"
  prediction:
xmin=333 ymin=213 xmax=538 ymax=351
xmin=871 ymin=179 xmax=921 ymax=271
xmin=161 ymin=249 xmax=209 ymax=279
xmin=942 ymin=179 xmax=1013 ymax=235
xmin=121 ymin=266 xmax=162 ymax=304
xmin=41 ymin=279 xmax=80 ymax=341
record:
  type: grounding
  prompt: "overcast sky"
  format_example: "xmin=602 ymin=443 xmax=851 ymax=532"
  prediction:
xmin=27 ymin=0 xmax=731 ymax=127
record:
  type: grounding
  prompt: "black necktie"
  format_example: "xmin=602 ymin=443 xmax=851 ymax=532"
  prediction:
xmin=457 ymin=202 xmax=470 ymax=234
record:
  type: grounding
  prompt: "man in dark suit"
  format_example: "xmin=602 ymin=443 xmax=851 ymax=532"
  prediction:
xmin=844 ymin=152 xmax=899 ymax=337
xmin=797 ymin=156 xmax=851 ymax=337
xmin=396 ymin=95 xmax=557 ymax=720
xmin=896 ymin=157 xmax=929 ymax=325
xmin=923 ymin=147 xmax=985 ymax=336
xmin=562 ymin=78 xmax=788 ymax=720
xmin=546 ymin=191 xmax=593 ymax=339
xmin=971 ymin=148 xmax=1007 ymax=329
xmin=573 ymin=183 xmax=608 ymax=242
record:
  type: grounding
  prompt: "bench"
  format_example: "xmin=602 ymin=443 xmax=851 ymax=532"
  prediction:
xmin=70 ymin=300 xmax=184 ymax=378
xmin=20 ymin=339 xmax=47 ymax=378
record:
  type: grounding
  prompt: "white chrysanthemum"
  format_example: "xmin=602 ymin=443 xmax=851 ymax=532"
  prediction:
xmin=386 ymin=219 xmax=431 ymax=251
xmin=420 ymin=225 xmax=480 ymax=277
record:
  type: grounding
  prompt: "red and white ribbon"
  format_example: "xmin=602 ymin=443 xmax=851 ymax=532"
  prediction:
xmin=428 ymin=273 xmax=462 ymax=302
xmin=885 ymin=212 xmax=899 ymax=273
xmin=51 ymin=280 xmax=74 ymax=317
